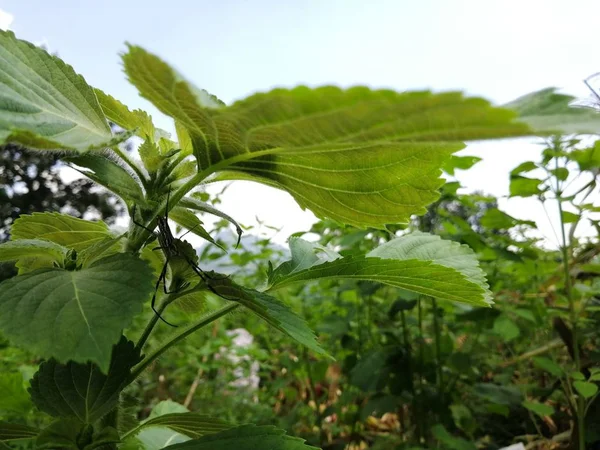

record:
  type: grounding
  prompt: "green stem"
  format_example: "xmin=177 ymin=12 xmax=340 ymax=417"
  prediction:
xmin=128 ymin=303 xmax=239 ymax=384
xmin=305 ymin=349 xmax=325 ymax=446
xmin=417 ymin=298 xmax=425 ymax=443
xmin=554 ymin=153 xmax=585 ymax=450
xmin=432 ymin=298 xmax=443 ymax=393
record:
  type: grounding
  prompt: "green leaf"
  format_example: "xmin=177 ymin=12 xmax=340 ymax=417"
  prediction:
xmin=574 ymin=381 xmax=598 ymax=398
xmin=0 ymin=254 xmax=153 ymax=372
xmin=36 ymin=418 xmax=120 ymax=450
xmin=443 ymin=155 xmax=482 ymax=175
xmin=124 ymin=413 xmax=232 ymax=440
xmin=509 ymin=175 xmax=543 ymax=197
xmin=431 ymin=424 xmax=476 ymax=450
xmin=66 ymin=152 xmax=146 ymax=204
xmin=268 ymin=235 xmax=492 ymax=307
xmin=571 ymin=371 xmax=586 ymax=381
xmin=367 ymin=231 xmax=492 ymax=304
xmin=0 ymin=422 xmax=39 ymax=442
xmin=561 ymin=211 xmax=579 ymax=224
xmin=0 ymin=239 xmax=68 ymax=265
xmin=123 ymin=46 xmax=529 ymax=228
xmin=589 ymin=373 xmax=600 ymax=382
xmin=0 ymin=30 xmax=113 ymax=151
xmin=533 ymin=357 xmax=563 ymax=377
xmin=523 ymin=400 xmax=554 ymax=417
xmin=29 ymin=336 xmax=142 ymax=423
xmin=480 ymin=208 xmax=535 ymax=229
xmin=11 ymin=213 xmax=112 ymax=251
xmin=138 ymin=140 xmax=162 ymax=173
xmin=168 ymin=207 xmax=221 ymax=249
xmin=0 ymin=373 xmax=32 ymax=417
xmin=162 ymin=425 xmax=319 ymax=450
xmin=551 ymin=167 xmax=569 ymax=181
xmin=178 ymin=197 xmax=242 ymax=242
xmin=505 ymin=87 xmax=600 ymax=135
xmin=493 ymin=315 xmax=520 ymax=341
xmin=510 ymin=161 xmax=538 ymax=176
xmin=571 ymin=145 xmax=600 ymax=171
xmin=94 ymin=89 xmax=156 ymax=139
xmin=210 ymin=278 xmax=328 ymax=357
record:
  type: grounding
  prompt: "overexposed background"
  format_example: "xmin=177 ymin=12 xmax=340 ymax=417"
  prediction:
xmin=2 ymin=1 xmax=599 ymax=248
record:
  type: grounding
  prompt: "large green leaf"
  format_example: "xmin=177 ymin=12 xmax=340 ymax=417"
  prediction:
xmin=123 ymin=413 xmax=232 ymax=441
xmin=10 ymin=213 xmax=112 ymax=251
xmin=0 ymin=239 xmax=68 ymax=265
xmin=210 ymin=278 xmax=328 ymax=357
xmin=368 ymin=231 xmax=492 ymax=304
xmin=162 ymin=425 xmax=319 ymax=450
xmin=0 ymin=373 xmax=32 ymax=417
xmin=0 ymin=30 xmax=113 ymax=151
xmin=94 ymin=89 xmax=156 ymax=139
xmin=123 ymin=46 xmax=529 ymax=228
xmin=0 ymin=422 xmax=39 ymax=442
xmin=29 ymin=336 xmax=142 ymax=423
xmin=0 ymin=254 xmax=153 ymax=372
xmin=504 ymin=87 xmax=600 ymax=135
xmin=268 ymin=237 xmax=491 ymax=306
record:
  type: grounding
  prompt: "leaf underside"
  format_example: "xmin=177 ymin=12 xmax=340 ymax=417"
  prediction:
xmin=0 ymin=30 xmax=113 ymax=151
xmin=123 ymin=45 xmax=530 ymax=228
xmin=29 ymin=336 xmax=142 ymax=423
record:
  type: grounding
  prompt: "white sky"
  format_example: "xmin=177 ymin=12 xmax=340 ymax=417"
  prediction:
xmin=2 ymin=1 xmax=599 ymax=248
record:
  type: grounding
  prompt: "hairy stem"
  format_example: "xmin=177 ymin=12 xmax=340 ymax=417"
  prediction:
xmin=128 ymin=303 xmax=239 ymax=383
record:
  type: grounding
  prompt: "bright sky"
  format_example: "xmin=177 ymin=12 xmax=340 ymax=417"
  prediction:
xmin=2 ymin=0 xmax=599 ymax=248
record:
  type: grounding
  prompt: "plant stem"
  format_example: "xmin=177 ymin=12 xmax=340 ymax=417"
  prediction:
xmin=431 ymin=298 xmax=443 ymax=392
xmin=554 ymin=153 xmax=585 ymax=450
xmin=128 ymin=303 xmax=239 ymax=384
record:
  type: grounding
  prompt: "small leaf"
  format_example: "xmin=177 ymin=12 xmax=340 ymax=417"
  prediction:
xmin=124 ymin=413 xmax=232 ymax=440
xmin=0 ymin=373 xmax=32 ymax=417
xmin=533 ymin=357 xmax=563 ymax=377
xmin=493 ymin=315 xmax=520 ymax=342
xmin=179 ymin=197 xmax=242 ymax=244
xmin=66 ymin=152 xmax=146 ymax=204
xmin=573 ymin=381 xmax=598 ymax=398
xmin=138 ymin=140 xmax=163 ymax=173
xmin=523 ymin=400 xmax=554 ymax=417
xmin=0 ymin=30 xmax=113 ymax=151
xmin=589 ymin=373 xmax=600 ymax=382
xmin=0 ymin=254 xmax=153 ymax=372
xmin=29 ymin=336 xmax=142 ymax=423
xmin=510 ymin=161 xmax=538 ymax=175
xmin=480 ymin=208 xmax=535 ymax=229
xmin=0 ymin=239 xmax=68 ymax=265
xmin=510 ymin=176 xmax=543 ymax=197
xmin=0 ymin=421 xmax=39 ymax=442
xmin=168 ymin=207 xmax=222 ymax=249
xmin=161 ymin=425 xmax=319 ymax=450
xmin=11 ymin=213 xmax=112 ymax=251
xmin=94 ymin=89 xmax=156 ymax=138
xmin=431 ymin=424 xmax=476 ymax=450
xmin=443 ymin=155 xmax=482 ymax=175
xmin=551 ymin=167 xmax=569 ymax=181
xmin=571 ymin=371 xmax=586 ymax=381
xmin=571 ymin=145 xmax=600 ymax=171
xmin=505 ymin=87 xmax=600 ymax=135
xmin=211 ymin=278 xmax=329 ymax=357
xmin=561 ymin=211 xmax=579 ymax=224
